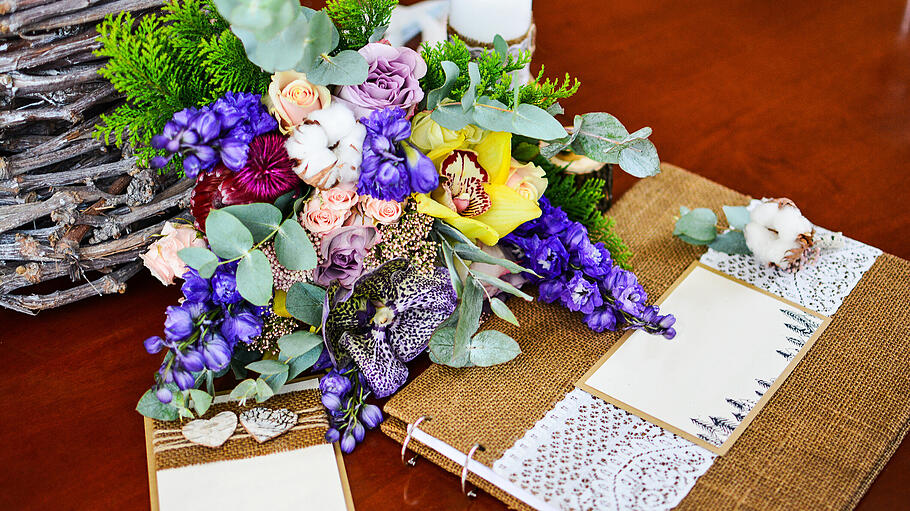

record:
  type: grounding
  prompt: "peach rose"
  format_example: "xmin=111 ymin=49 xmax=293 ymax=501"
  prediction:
xmin=505 ymin=159 xmax=548 ymax=202
xmin=139 ymin=222 xmax=206 ymax=285
xmin=320 ymin=184 xmax=359 ymax=211
xmin=265 ymin=70 xmax=332 ymax=134
xmin=361 ymin=197 xmax=403 ymax=225
xmin=301 ymin=196 xmax=350 ymax=235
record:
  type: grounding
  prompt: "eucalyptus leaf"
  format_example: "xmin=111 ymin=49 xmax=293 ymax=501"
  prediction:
xmin=440 ymin=242 xmax=463 ymax=297
xmin=287 ymin=345 xmax=323 ymax=379
xmin=489 ymin=297 xmax=519 ymax=326
xmin=676 ymin=233 xmax=713 ymax=246
xmin=462 ymin=62 xmax=481 ymax=112
xmin=285 ymin=282 xmax=326 ymax=326
xmin=188 ymin=389 xmax=213 ymax=416
xmin=471 ymin=271 xmax=532 ymax=301
xmin=302 ymin=11 xmax=338 ymax=65
xmin=723 ymin=205 xmax=751 ymax=231
xmin=709 ymin=230 xmax=752 ymax=254
xmin=369 ymin=24 xmax=389 ymax=43
xmin=434 ymin=219 xmax=474 ymax=246
xmin=178 ymin=247 xmax=219 ymax=279
xmin=136 ymin=388 xmax=178 ymax=421
xmin=263 ymin=370 xmax=289 ymax=393
xmin=451 ymin=242 xmax=532 ymax=276
xmin=512 ymin=103 xmax=568 ymax=140
xmin=426 ymin=61 xmax=460 ymax=109
xmin=468 ymin=330 xmax=521 ymax=366
xmin=236 ymin=250 xmax=273 ymax=306
xmin=493 ymin=34 xmax=509 ymax=64
xmin=221 ymin=203 xmax=282 ymax=243
xmin=246 ymin=359 xmax=289 ymax=375
xmin=307 ymin=49 xmax=369 ymax=86
xmin=472 ymin=96 xmax=513 ymax=132
xmin=275 ymin=218 xmax=317 ymax=271
xmin=452 ymin=276 xmax=483 ymax=364
xmin=255 ymin=378 xmax=275 ymax=402
xmin=277 ymin=330 xmax=323 ymax=360
xmin=230 ymin=378 xmax=258 ymax=400
xmin=431 ymin=103 xmax=473 ymax=131
xmin=428 ymin=327 xmax=472 ymax=367
xmin=617 ymin=139 xmax=660 ymax=178
xmin=231 ymin=22 xmax=309 ymax=73
xmin=674 ymin=208 xmax=718 ymax=242
xmin=539 ymin=114 xmax=582 ymax=159
xmin=546 ymin=102 xmax=565 ymax=116
xmin=205 ymin=209 xmax=254 ymax=260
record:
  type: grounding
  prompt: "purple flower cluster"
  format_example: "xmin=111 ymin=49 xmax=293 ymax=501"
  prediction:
xmin=503 ymin=198 xmax=676 ymax=339
xmin=151 ymin=92 xmax=277 ymax=178
xmin=358 ymin=107 xmax=438 ymax=202
xmin=143 ymin=262 xmax=266 ymax=404
xmin=320 ymin=368 xmax=383 ymax=453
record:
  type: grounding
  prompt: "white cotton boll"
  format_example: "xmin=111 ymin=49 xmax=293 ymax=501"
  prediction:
xmin=310 ymin=103 xmax=356 ymax=145
xmin=291 ymin=124 xmax=329 ymax=148
xmin=335 ymin=161 xmax=360 ymax=185
xmin=304 ymin=148 xmax=338 ymax=176
xmin=771 ymin=206 xmax=812 ymax=240
xmin=336 ymin=144 xmax=363 ymax=167
xmin=744 ymin=198 xmax=816 ymax=271
xmin=342 ymin=123 xmax=367 ymax=151
xmin=748 ymin=201 xmax=780 ymax=226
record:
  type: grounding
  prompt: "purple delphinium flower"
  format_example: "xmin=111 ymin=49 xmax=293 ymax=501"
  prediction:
xmin=151 ymin=92 xmax=277 ymax=178
xmin=320 ymin=369 xmax=353 ymax=397
xmin=212 ymin=267 xmax=242 ymax=305
xmin=181 ymin=268 xmax=211 ymax=303
xmin=319 ymin=367 xmax=380 ymax=453
xmin=220 ymin=310 xmax=262 ymax=346
xmin=164 ymin=305 xmax=195 ymax=341
xmin=358 ymin=107 xmax=438 ymax=202
xmin=503 ymin=198 xmax=675 ymax=338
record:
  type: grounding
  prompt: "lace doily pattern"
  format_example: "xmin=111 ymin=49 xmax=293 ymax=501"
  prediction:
xmin=700 ymin=227 xmax=881 ymax=316
xmin=493 ymin=389 xmax=716 ymax=511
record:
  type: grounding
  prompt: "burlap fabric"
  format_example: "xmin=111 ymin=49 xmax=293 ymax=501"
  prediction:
xmin=149 ymin=386 xmax=328 ymax=470
xmin=381 ymin=163 xmax=910 ymax=510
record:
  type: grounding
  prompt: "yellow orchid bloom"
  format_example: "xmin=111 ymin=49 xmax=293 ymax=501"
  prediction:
xmin=414 ymin=128 xmax=541 ymax=246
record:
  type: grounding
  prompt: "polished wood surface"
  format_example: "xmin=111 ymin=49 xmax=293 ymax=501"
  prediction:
xmin=2 ymin=0 xmax=909 ymax=509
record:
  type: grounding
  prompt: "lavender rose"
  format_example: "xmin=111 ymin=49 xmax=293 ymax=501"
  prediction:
xmin=315 ymin=226 xmax=381 ymax=288
xmin=334 ymin=43 xmax=427 ymax=119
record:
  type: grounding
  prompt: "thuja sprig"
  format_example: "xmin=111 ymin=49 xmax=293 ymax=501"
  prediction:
xmin=325 ymin=0 xmax=398 ymax=52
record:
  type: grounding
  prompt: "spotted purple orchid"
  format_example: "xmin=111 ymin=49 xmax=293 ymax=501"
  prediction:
xmin=321 ymin=259 xmax=457 ymax=398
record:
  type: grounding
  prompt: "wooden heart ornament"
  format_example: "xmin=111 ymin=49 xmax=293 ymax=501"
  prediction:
xmin=239 ymin=407 xmax=298 ymax=443
xmin=181 ymin=411 xmax=238 ymax=448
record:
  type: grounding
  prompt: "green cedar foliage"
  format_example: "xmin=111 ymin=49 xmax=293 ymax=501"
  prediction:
xmin=421 ymin=36 xmax=579 ymax=110
xmin=535 ymin=155 xmax=633 ymax=269
xmin=93 ymin=0 xmax=271 ymax=168
xmin=325 ymin=0 xmax=398 ymax=52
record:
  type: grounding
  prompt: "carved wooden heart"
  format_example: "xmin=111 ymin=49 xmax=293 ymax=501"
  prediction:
xmin=181 ymin=411 xmax=237 ymax=448
xmin=239 ymin=407 xmax=298 ymax=443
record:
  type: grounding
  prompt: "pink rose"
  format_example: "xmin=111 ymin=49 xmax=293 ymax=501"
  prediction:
xmin=139 ymin=222 xmax=206 ymax=285
xmin=265 ymin=71 xmax=332 ymax=134
xmin=320 ymin=184 xmax=359 ymax=211
xmin=505 ymin=160 xmax=548 ymax=202
xmin=361 ymin=197 xmax=403 ymax=225
xmin=301 ymin=196 xmax=350 ymax=235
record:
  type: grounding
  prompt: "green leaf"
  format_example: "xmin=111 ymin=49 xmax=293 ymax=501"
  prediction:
xmin=452 ymin=242 xmax=532 ymax=276
xmin=302 ymin=11 xmax=338 ymax=65
xmin=255 ymin=377 xmax=275 ymax=402
xmin=617 ymin=139 xmax=660 ymax=178
xmin=230 ymin=378 xmax=257 ymax=400
xmin=471 ymin=271 xmax=532 ymax=301
xmin=263 ymin=370 xmax=289 ymax=393
xmin=136 ymin=388 xmax=178 ymax=421
xmin=277 ymin=330 xmax=323 ymax=360
xmin=285 ymin=282 xmax=327 ymax=326
xmin=468 ymin=330 xmax=521 ymax=366
xmin=462 ymin=62 xmax=480 ymax=112
xmin=540 ymin=114 xmax=582 ymax=159
xmin=676 ymin=233 xmax=713 ymax=246
xmin=307 ymin=49 xmax=369 ymax=86
xmin=178 ymin=247 xmax=219 ymax=279
xmin=428 ymin=327 xmax=472 ymax=367
xmin=723 ymin=205 xmax=751 ymax=231
xmin=511 ymin=103 xmax=568 ymax=140
xmin=472 ymin=96 xmax=513 ymax=132
xmin=188 ymin=389 xmax=213 ymax=416
xmin=236 ymin=249 xmax=273 ymax=306
xmin=231 ymin=22 xmax=309 ymax=73
xmin=287 ymin=345 xmax=323 ymax=379
xmin=674 ymin=208 xmax=717 ymax=243
xmin=426 ymin=60 xmax=460 ymax=109
xmin=274 ymin=218 xmax=317 ymax=271
xmin=431 ymin=103 xmax=473 ymax=131
xmin=489 ymin=297 xmax=519 ymax=326
xmin=493 ymin=34 xmax=509 ymax=64
xmin=440 ymin=242 xmax=463 ymax=297
xmin=246 ymin=359 xmax=290 ymax=375
xmin=205 ymin=209 xmax=254 ymax=259
xmin=709 ymin=230 xmax=752 ymax=254
xmin=452 ymin=276 xmax=483 ymax=363
xmin=434 ymin=219 xmax=474 ymax=246
xmin=221 ymin=203 xmax=282 ymax=243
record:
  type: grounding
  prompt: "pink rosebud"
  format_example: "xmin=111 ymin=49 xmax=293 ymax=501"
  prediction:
xmin=139 ymin=222 xmax=206 ymax=285
xmin=301 ymin=196 xmax=350 ymax=235
xmin=320 ymin=184 xmax=359 ymax=211
xmin=361 ymin=197 xmax=403 ymax=225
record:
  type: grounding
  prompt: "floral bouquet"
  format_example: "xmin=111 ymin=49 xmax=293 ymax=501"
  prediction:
xmin=105 ymin=0 xmax=675 ymax=453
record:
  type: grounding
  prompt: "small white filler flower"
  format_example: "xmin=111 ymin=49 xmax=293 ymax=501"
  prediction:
xmin=744 ymin=198 xmax=819 ymax=272
xmin=285 ymin=103 xmax=367 ymax=189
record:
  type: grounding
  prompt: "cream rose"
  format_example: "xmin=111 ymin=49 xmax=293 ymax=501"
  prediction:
xmin=139 ymin=222 xmax=205 ymax=285
xmin=320 ymin=184 xmax=359 ymax=211
xmin=301 ymin=196 xmax=350 ymax=235
xmin=361 ymin=197 xmax=403 ymax=225
xmin=265 ymin=70 xmax=332 ymax=134
xmin=505 ymin=159 xmax=548 ymax=201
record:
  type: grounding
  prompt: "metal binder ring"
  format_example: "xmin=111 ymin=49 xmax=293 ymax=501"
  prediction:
xmin=460 ymin=443 xmax=485 ymax=496
xmin=401 ymin=415 xmax=431 ymax=465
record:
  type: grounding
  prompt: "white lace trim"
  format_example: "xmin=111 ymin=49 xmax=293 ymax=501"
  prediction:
xmin=491 ymin=230 xmax=879 ymax=510
xmin=700 ymin=227 xmax=881 ymax=316
xmin=493 ymin=389 xmax=716 ymax=511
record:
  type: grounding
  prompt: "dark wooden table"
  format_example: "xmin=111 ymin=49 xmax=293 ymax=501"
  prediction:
xmin=2 ymin=0 xmax=909 ymax=509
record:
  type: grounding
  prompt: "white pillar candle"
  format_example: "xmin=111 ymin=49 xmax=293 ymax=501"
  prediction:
xmin=448 ymin=0 xmax=533 ymax=43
